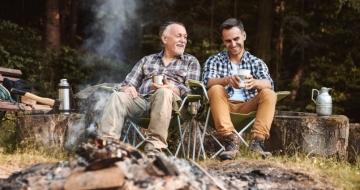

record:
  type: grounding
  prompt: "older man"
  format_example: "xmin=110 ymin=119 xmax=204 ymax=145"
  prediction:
xmin=98 ymin=21 xmax=201 ymax=156
xmin=203 ymin=18 xmax=276 ymax=160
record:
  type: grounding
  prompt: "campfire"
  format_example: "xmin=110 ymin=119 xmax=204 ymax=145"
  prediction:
xmin=0 ymin=138 xmax=225 ymax=190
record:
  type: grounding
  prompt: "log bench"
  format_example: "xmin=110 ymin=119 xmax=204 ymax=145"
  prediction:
xmin=266 ymin=111 xmax=349 ymax=159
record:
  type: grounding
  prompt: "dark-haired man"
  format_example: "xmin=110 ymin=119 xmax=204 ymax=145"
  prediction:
xmin=98 ymin=21 xmax=201 ymax=156
xmin=203 ymin=18 xmax=276 ymax=160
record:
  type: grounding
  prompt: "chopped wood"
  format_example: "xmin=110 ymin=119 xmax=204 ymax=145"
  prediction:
xmin=0 ymin=101 xmax=32 ymax=111
xmin=64 ymin=166 xmax=125 ymax=190
xmin=0 ymin=67 xmax=22 ymax=77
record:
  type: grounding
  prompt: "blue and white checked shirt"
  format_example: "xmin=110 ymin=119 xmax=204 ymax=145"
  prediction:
xmin=121 ymin=51 xmax=201 ymax=97
xmin=202 ymin=50 xmax=273 ymax=101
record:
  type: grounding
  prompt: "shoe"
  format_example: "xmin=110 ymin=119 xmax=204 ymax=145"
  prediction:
xmin=249 ymin=138 xmax=272 ymax=158
xmin=144 ymin=143 xmax=162 ymax=158
xmin=218 ymin=133 xmax=241 ymax=160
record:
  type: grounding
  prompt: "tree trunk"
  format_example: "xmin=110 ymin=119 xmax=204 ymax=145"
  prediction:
xmin=290 ymin=65 xmax=304 ymax=100
xmin=17 ymin=114 xmax=84 ymax=150
xmin=45 ymin=0 xmax=61 ymax=49
xmin=266 ymin=111 xmax=349 ymax=159
xmin=254 ymin=0 xmax=274 ymax=63
xmin=69 ymin=0 xmax=79 ymax=46
xmin=272 ymin=0 xmax=285 ymax=88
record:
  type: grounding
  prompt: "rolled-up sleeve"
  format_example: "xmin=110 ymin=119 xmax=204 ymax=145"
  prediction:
xmin=253 ymin=59 xmax=274 ymax=89
xmin=202 ymin=56 xmax=219 ymax=86
xmin=120 ymin=57 xmax=147 ymax=88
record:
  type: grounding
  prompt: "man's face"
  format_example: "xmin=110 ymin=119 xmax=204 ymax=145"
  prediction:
xmin=222 ymin=27 xmax=246 ymax=57
xmin=162 ymin=24 xmax=187 ymax=56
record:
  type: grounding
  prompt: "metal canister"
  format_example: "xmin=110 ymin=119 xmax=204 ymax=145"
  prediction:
xmin=58 ymin=79 xmax=71 ymax=115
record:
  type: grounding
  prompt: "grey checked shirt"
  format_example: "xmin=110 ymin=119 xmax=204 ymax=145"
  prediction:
xmin=202 ymin=50 xmax=273 ymax=101
xmin=121 ymin=51 xmax=201 ymax=97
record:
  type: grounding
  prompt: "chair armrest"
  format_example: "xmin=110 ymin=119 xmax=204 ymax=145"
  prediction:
xmin=185 ymin=79 xmax=209 ymax=101
xmin=276 ymin=91 xmax=291 ymax=102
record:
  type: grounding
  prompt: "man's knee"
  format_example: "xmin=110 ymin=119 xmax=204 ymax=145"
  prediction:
xmin=154 ymin=88 xmax=173 ymax=98
xmin=208 ymin=85 xmax=226 ymax=97
xmin=258 ymin=88 xmax=277 ymax=102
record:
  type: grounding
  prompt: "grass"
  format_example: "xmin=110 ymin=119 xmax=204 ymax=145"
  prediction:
xmin=1 ymin=112 xmax=359 ymax=189
xmin=0 ymin=112 xmax=68 ymax=177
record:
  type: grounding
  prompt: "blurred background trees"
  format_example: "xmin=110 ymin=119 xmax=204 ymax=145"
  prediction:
xmin=0 ymin=0 xmax=359 ymax=122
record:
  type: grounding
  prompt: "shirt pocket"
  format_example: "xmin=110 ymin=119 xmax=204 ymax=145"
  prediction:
xmin=142 ymin=64 xmax=158 ymax=79
xmin=171 ymin=69 xmax=187 ymax=83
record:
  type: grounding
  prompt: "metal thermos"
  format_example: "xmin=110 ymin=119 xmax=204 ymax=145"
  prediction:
xmin=311 ymin=87 xmax=332 ymax=116
xmin=58 ymin=79 xmax=71 ymax=115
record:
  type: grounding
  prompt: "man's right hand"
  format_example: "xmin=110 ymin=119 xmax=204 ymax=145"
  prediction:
xmin=227 ymin=76 xmax=245 ymax=89
xmin=122 ymin=85 xmax=139 ymax=98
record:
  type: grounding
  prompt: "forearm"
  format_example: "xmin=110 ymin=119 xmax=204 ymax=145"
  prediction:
xmin=207 ymin=77 xmax=229 ymax=88
xmin=255 ymin=79 xmax=272 ymax=90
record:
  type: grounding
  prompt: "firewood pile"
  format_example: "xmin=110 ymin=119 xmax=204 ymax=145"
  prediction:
xmin=0 ymin=138 xmax=224 ymax=190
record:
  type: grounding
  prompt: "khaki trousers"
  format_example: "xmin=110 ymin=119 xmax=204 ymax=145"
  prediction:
xmin=208 ymin=85 xmax=277 ymax=140
xmin=98 ymin=88 xmax=180 ymax=149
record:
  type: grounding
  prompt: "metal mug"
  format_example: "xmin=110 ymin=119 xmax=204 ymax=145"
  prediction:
xmin=153 ymin=75 xmax=164 ymax=85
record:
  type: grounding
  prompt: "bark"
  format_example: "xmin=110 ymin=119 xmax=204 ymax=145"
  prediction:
xmin=17 ymin=114 xmax=83 ymax=149
xmin=45 ymin=0 xmax=61 ymax=49
xmin=348 ymin=123 xmax=360 ymax=163
xmin=254 ymin=0 xmax=274 ymax=63
xmin=266 ymin=111 xmax=349 ymax=159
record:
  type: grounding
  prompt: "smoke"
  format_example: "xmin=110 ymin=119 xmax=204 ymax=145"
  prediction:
xmin=84 ymin=0 xmax=139 ymax=62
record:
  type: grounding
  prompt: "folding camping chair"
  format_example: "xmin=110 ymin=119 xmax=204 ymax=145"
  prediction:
xmin=174 ymin=80 xmax=226 ymax=160
xmin=183 ymin=82 xmax=291 ymax=158
xmin=231 ymin=91 xmax=291 ymax=146
xmin=118 ymin=83 xmax=212 ymax=159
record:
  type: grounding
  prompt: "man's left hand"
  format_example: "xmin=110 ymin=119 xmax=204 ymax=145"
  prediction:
xmin=152 ymin=80 xmax=180 ymax=96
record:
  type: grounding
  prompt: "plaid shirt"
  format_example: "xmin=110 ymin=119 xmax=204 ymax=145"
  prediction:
xmin=202 ymin=50 xmax=273 ymax=101
xmin=121 ymin=51 xmax=201 ymax=97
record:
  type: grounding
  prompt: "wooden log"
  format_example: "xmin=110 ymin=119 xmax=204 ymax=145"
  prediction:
xmin=266 ymin=111 xmax=349 ymax=159
xmin=0 ymin=67 xmax=22 ymax=78
xmin=17 ymin=114 xmax=83 ymax=148
xmin=348 ymin=123 xmax=360 ymax=163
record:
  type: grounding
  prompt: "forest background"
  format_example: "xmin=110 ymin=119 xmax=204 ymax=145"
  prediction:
xmin=0 ymin=0 xmax=359 ymax=122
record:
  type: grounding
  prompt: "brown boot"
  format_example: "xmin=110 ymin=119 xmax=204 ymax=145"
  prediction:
xmin=249 ymin=138 xmax=272 ymax=158
xmin=218 ymin=133 xmax=241 ymax=160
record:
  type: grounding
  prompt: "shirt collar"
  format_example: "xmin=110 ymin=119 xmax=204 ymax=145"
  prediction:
xmin=155 ymin=50 xmax=185 ymax=60
xmin=224 ymin=50 xmax=250 ymax=64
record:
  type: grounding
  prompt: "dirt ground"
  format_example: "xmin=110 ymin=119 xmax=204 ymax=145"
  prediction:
xmin=205 ymin=159 xmax=336 ymax=190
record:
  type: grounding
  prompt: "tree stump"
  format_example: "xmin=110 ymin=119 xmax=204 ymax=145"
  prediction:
xmin=266 ymin=111 xmax=349 ymax=159
xmin=17 ymin=114 xmax=83 ymax=149
xmin=348 ymin=123 xmax=360 ymax=163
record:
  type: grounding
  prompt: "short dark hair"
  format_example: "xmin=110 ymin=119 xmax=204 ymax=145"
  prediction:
xmin=159 ymin=21 xmax=185 ymax=38
xmin=219 ymin=18 xmax=244 ymax=32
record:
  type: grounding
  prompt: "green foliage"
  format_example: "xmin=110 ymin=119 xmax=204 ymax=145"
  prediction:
xmin=0 ymin=20 xmax=130 ymax=100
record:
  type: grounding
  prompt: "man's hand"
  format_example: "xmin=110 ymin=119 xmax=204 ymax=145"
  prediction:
xmin=227 ymin=76 xmax=245 ymax=89
xmin=122 ymin=85 xmax=139 ymax=98
xmin=152 ymin=80 xmax=180 ymax=96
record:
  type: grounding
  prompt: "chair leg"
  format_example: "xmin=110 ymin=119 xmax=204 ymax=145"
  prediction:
xmin=235 ymin=118 xmax=255 ymax=147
